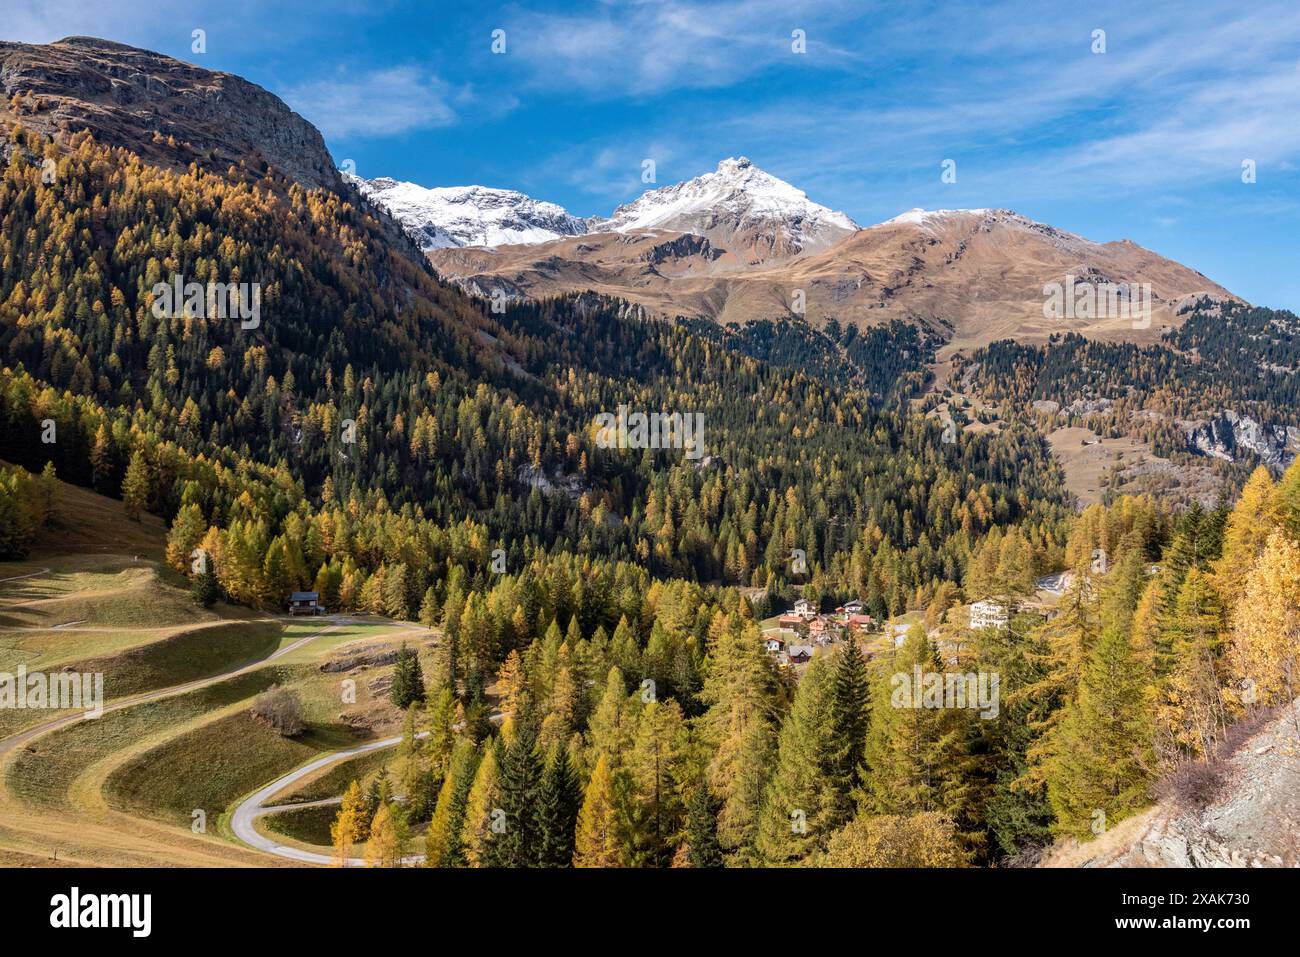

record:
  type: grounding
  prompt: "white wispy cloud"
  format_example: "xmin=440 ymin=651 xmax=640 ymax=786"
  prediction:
xmin=508 ymin=0 xmax=861 ymax=95
xmin=280 ymin=66 xmax=458 ymax=139
xmin=537 ymin=0 xmax=1300 ymax=216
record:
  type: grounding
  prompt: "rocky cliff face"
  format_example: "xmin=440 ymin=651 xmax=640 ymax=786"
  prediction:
xmin=1185 ymin=410 xmax=1300 ymax=468
xmin=0 ymin=37 xmax=341 ymax=191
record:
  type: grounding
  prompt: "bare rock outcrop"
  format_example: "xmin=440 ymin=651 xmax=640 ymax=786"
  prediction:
xmin=1043 ymin=701 xmax=1300 ymax=868
xmin=0 ymin=37 xmax=341 ymax=192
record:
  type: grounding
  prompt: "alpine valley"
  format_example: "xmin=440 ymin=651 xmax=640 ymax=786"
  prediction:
xmin=357 ymin=154 xmax=1295 ymax=505
xmin=1 ymin=35 xmax=1298 ymax=876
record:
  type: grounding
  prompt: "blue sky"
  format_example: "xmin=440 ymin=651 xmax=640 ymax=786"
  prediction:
xmin=9 ymin=0 xmax=1300 ymax=309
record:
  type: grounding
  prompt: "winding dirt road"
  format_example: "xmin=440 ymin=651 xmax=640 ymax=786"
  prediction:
xmin=229 ymin=730 xmax=428 ymax=866
xmin=0 ymin=610 xmax=430 ymax=866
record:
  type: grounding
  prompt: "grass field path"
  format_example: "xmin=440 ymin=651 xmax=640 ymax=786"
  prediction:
xmin=0 ymin=616 xmax=359 ymax=866
xmin=0 ymin=617 xmax=350 ymax=760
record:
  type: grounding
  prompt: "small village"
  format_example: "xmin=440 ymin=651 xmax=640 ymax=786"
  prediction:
xmin=762 ymin=578 xmax=1058 ymax=675
xmin=761 ymin=597 xmax=879 ymax=669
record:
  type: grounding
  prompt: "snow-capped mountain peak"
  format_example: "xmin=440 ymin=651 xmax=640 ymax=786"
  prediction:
xmin=595 ymin=157 xmax=859 ymax=259
xmin=352 ymin=159 xmax=860 ymax=262
xmin=346 ymin=174 xmax=589 ymax=250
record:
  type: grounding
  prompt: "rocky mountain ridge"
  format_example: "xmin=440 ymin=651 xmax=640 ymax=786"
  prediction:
xmin=353 ymin=155 xmax=858 ymax=262
xmin=0 ymin=36 xmax=341 ymax=191
xmin=427 ymin=204 xmax=1237 ymax=348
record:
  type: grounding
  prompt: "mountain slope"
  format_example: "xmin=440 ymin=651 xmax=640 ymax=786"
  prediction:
xmin=1041 ymin=701 xmax=1300 ymax=868
xmin=765 ymin=207 xmax=1237 ymax=347
xmin=0 ymin=35 xmax=1064 ymax=594
xmin=0 ymin=37 xmax=340 ymax=191
xmin=429 ymin=206 xmax=1236 ymax=347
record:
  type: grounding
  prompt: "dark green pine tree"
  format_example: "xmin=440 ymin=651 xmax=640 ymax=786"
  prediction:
xmin=364 ymin=768 xmax=391 ymax=832
xmin=1174 ymin=499 xmax=1227 ymax=570
xmin=489 ymin=722 xmax=545 ymax=867
xmin=190 ymin=567 xmax=219 ymax=608
xmin=1158 ymin=532 xmax=1197 ymax=619
xmin=535 ymin=745 xmax=582 ymax=867
xmin=1202 ymin=502 xmax=1229 ymax=565
xmin=389 ymin=644 xmax=413 ymax=709
xmin=407 ymin=646 xmax=427 ymax=705
xmin=973 ymin=612 xmax=1055 ymax=858
xmin=827 ymin=638 xmax=870 ymax=821
xmin=389 ymin=643 xmax=426 ymax=709
xmin=685 ymin=782 xmax=723 ymax=868
xmin=463 ymin=670 xmax=493 ymax=742
xmin=1045 ymin=623 xmax=1155 ymax=838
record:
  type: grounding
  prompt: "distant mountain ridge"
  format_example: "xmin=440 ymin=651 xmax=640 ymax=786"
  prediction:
xmin=350 ymin=159 xmax=1237 ymax=347
xmin=2 ymin=35 xmax=1242 ymax=354
xmin=425 ymin=202 xmax=1237 ymax=348
xmin=352 ymin=156 xmax=858 ymax=261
